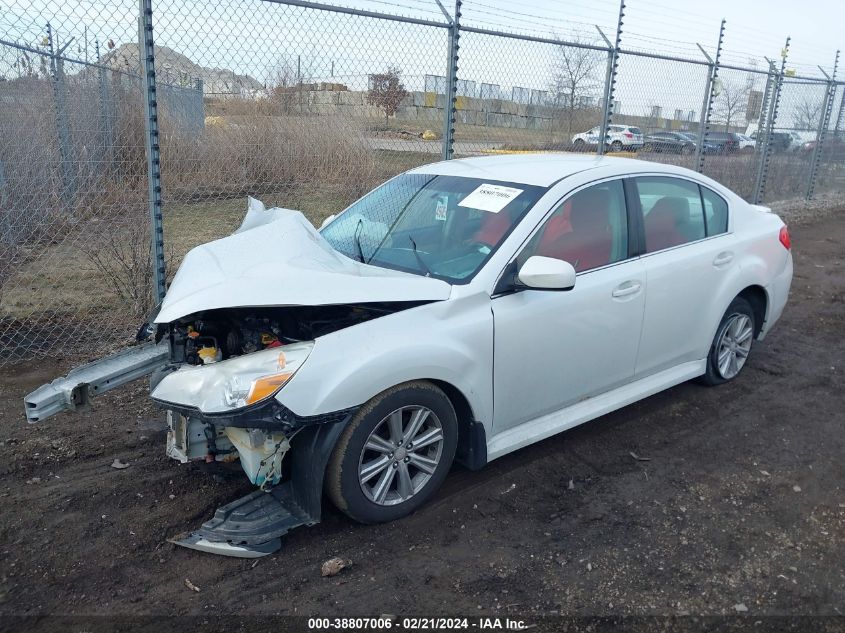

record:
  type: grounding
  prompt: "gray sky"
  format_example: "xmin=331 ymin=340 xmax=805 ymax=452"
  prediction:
xmin=2 ymin=0 xmax=843 ymax=130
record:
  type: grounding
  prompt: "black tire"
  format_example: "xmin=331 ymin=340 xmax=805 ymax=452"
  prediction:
xmin=573 ymin=138 xmax=586 ymax=151
xmin=700 ymin=297 xmax=756 ymax=386
xmin=326 ymin=381 xmax=458 ymax=524
xmin=611 ymin=140 xmax=623 ymax=152
xmin=643 ymin=143 xmax=654 ymax=152
xmin=681 ymin=144 xmax=694 ymax=155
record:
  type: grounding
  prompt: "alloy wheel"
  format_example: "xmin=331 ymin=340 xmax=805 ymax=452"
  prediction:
xmin=357 ymin=406 xmax=444 ymax=506
xmin=716 ymin=314 xmax=753 ymax=379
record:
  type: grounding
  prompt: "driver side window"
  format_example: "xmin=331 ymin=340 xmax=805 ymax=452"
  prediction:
xmin=520 ymin=180 xmax=629 ymax=273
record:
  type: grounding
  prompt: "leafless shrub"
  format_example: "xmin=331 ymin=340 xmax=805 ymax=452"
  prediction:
xmin=79 ymin=214 xmax=167 ymax=320
xmin=159 ymin=111 xmax=379 ymax=203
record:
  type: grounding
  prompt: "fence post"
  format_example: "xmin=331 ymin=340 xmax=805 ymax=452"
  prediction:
xmin=833 ymin=81 xmax=845 ymax=136
xmin=695 ymin=19 xmax=725 ymax=173
xmin=0 ymin=159 xmax=8 ymax=248
xmin=139 ymin=0 xmax=167 ymax=302
xmin=806 ymin=51 xmax=839 ymax=200
xmin=441 ymin=0 xmax=461 ymax=160
xmin=753 ymin=60 xmax=775 ymax=156
xmin=95 ymin=39 xmax=115 ymax=173
xmin=47 ymin=22 xmax=76 ymax=213
xmin=753 ymin=38 xmax=790 ymax=205
xmin=597 ymin=0 xmax=624 ymax=156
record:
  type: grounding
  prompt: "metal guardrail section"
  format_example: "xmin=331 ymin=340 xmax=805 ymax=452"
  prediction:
xmin=23 ymin=342 xmax=170 ymax=422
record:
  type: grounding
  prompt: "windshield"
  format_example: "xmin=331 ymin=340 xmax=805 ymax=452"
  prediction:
xmin=679 ymin=132 xmax=698 ymax=141
xmin=321 ymin=173 xmax=546 ymax=283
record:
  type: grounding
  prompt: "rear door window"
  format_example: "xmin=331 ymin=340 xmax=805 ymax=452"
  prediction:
xmin=635 ymin=177 xmax=706 ymax=253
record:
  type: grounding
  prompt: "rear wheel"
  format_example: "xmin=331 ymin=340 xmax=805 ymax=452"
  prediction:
xmin=701 ymin=297 xmax=756 ymax=385
xmin=573 ymin=138 xmax=586 ymax=151
xmin=326 ymin=381 xmax=457 ymax=524
xmin=681 ymin=144 xmax=694 ymax=155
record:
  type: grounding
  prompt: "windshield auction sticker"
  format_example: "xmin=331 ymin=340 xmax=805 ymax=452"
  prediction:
xmin=458 ymin=184 xmax=523 ymax=213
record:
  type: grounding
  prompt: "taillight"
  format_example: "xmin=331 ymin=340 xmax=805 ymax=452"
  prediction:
xmin=779 ymin=225 xmax=791 ymax=250
xmin=624 ymin=132 xmax=633 ymax=138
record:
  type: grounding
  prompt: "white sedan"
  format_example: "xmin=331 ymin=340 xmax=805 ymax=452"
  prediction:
xmin=26 ymin=155 xmax=793 ymax=556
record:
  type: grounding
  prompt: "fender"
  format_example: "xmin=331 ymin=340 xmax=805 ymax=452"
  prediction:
xmin=698 ymin=240 xmax=781 ymax=358
xmin=275 ymin=292 xmax=493 ymax=428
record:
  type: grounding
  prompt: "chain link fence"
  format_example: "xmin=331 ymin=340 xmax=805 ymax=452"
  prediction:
xmin=1 ymin=0 xmax=844 ymax=365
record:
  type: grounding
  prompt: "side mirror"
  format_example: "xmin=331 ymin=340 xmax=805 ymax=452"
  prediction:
xmin=320 ymin=214 xmax=336 ymax=229
xmin=517 ymin=256 xmax=576 ymax=291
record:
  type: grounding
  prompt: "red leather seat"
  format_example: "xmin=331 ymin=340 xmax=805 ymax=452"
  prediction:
xmin=536 ymin=201 xmax=572 ymax=253
xmin=474 ymin=211 xmax=511 ymax=245
xmin=537 ymin=189 xmax=613 ymax=272
xmin=644 ymin=197 xmax=688 ymax=251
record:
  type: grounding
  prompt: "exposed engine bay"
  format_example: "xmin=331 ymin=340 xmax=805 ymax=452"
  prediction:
xmin=162 ymin=302 xmax=423 ymax=366
xmin=153 ymin=301 xmax=426 ymax=490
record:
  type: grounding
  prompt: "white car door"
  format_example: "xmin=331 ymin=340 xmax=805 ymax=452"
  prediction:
xmin=491 ymin=179 xmax=646 ymax=433
xmin=631 ymin=175 xmax=735 ymax=376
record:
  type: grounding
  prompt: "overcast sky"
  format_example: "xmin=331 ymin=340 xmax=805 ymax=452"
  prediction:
xmin=2 ymin=0 xmax=843 ymax=129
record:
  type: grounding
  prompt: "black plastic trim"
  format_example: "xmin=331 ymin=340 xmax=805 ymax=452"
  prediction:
xmin=455 ymin=420 xmax=488 ymax=471
xmin=153 ymin=395 xmax=357 ymax=432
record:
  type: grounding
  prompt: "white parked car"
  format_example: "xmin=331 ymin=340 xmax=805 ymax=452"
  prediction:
xmin=572 ymin=124 xmax=644 ymax=151
xmin=736 ymin=133 xmax=756 ymax=153
xmin=26 ymin=155 xmax=792 ymax=557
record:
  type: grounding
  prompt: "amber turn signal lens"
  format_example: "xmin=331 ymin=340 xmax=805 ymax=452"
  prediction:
xmin=245 ymin=372 xmax=293 ymax=405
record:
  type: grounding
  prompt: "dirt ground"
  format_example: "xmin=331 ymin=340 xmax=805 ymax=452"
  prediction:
xmin=0 ymin=211 xmax=843 ymax=624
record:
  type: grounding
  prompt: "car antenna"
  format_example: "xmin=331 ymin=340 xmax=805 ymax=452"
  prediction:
xmin=408 ymin=235 xmax=431 ymax=277
xmin=353 ymin=218 xmax=366 ymax=263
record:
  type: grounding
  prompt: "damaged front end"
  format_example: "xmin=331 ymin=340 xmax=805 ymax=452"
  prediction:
xmin=24 ymin=201 xmax=450 ymax=557
xmin=151 ymin=303 xmax=412 ymax=485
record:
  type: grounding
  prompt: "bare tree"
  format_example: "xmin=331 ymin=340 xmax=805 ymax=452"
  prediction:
xmin=549 ymin=37 xmax=602 ymax=137
xmin=268 ymin=56 xmax=313 ymax=114
xmin=714 ymin=79 xmax=749 ymax=131
xmin=366 ymin=67 xmax=408 ymax=126
xmin=793 ymin=98 xmax=823 ymax=131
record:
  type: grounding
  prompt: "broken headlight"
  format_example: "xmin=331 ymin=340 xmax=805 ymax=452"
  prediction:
xmin=151 ymin=341 xmax=314 ymax=413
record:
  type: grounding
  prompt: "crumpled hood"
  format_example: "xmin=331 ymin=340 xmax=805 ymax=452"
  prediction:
xmin=155 ymin=198 xmax=451 ymax=323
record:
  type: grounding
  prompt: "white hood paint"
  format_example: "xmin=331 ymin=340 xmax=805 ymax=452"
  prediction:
xmin=155 ymin=198 xmax=451 ymax=323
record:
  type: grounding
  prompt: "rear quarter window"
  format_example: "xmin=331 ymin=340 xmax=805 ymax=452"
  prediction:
xmin=701 ymin=187 xmax=728 ymax=235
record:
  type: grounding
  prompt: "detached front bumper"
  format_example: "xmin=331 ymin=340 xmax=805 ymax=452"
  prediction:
xmin=170 ymin=412 xmax=353 ymax=557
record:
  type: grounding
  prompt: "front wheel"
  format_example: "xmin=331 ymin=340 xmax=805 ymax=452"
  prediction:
xmin=700 ymin=297 xmax=756 ymax=385
xmin=611 ymin=140 xmax=623 ymax=152
xmin=326 ymin=381 xmax=457 ymax=524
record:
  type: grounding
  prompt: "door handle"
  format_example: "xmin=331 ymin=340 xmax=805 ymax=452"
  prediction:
xmin=713 ymin=251 xmax=734 ymax=267
xmin=612 ymin=281 xmax=642 ymax=298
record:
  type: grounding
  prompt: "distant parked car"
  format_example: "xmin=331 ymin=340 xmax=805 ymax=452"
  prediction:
xmin=749 ymin=130 xmax=792 ymax=152
xmin=801 ymin=136 xmax=845 ymax=161
xmin=705 ymin=132 xmax=742 ymax=154
xmin=571 ymin=125 xmax=644 ymax=151
xmin=736 ymin=134 xmax=756 ymax=153
xmin=643 ymin=131 xmax=719 ymax=155
xmin=680 ymin=132 xmax=721 ymax=154
xmin=643 ymin=132 xmax=697 ymax=154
